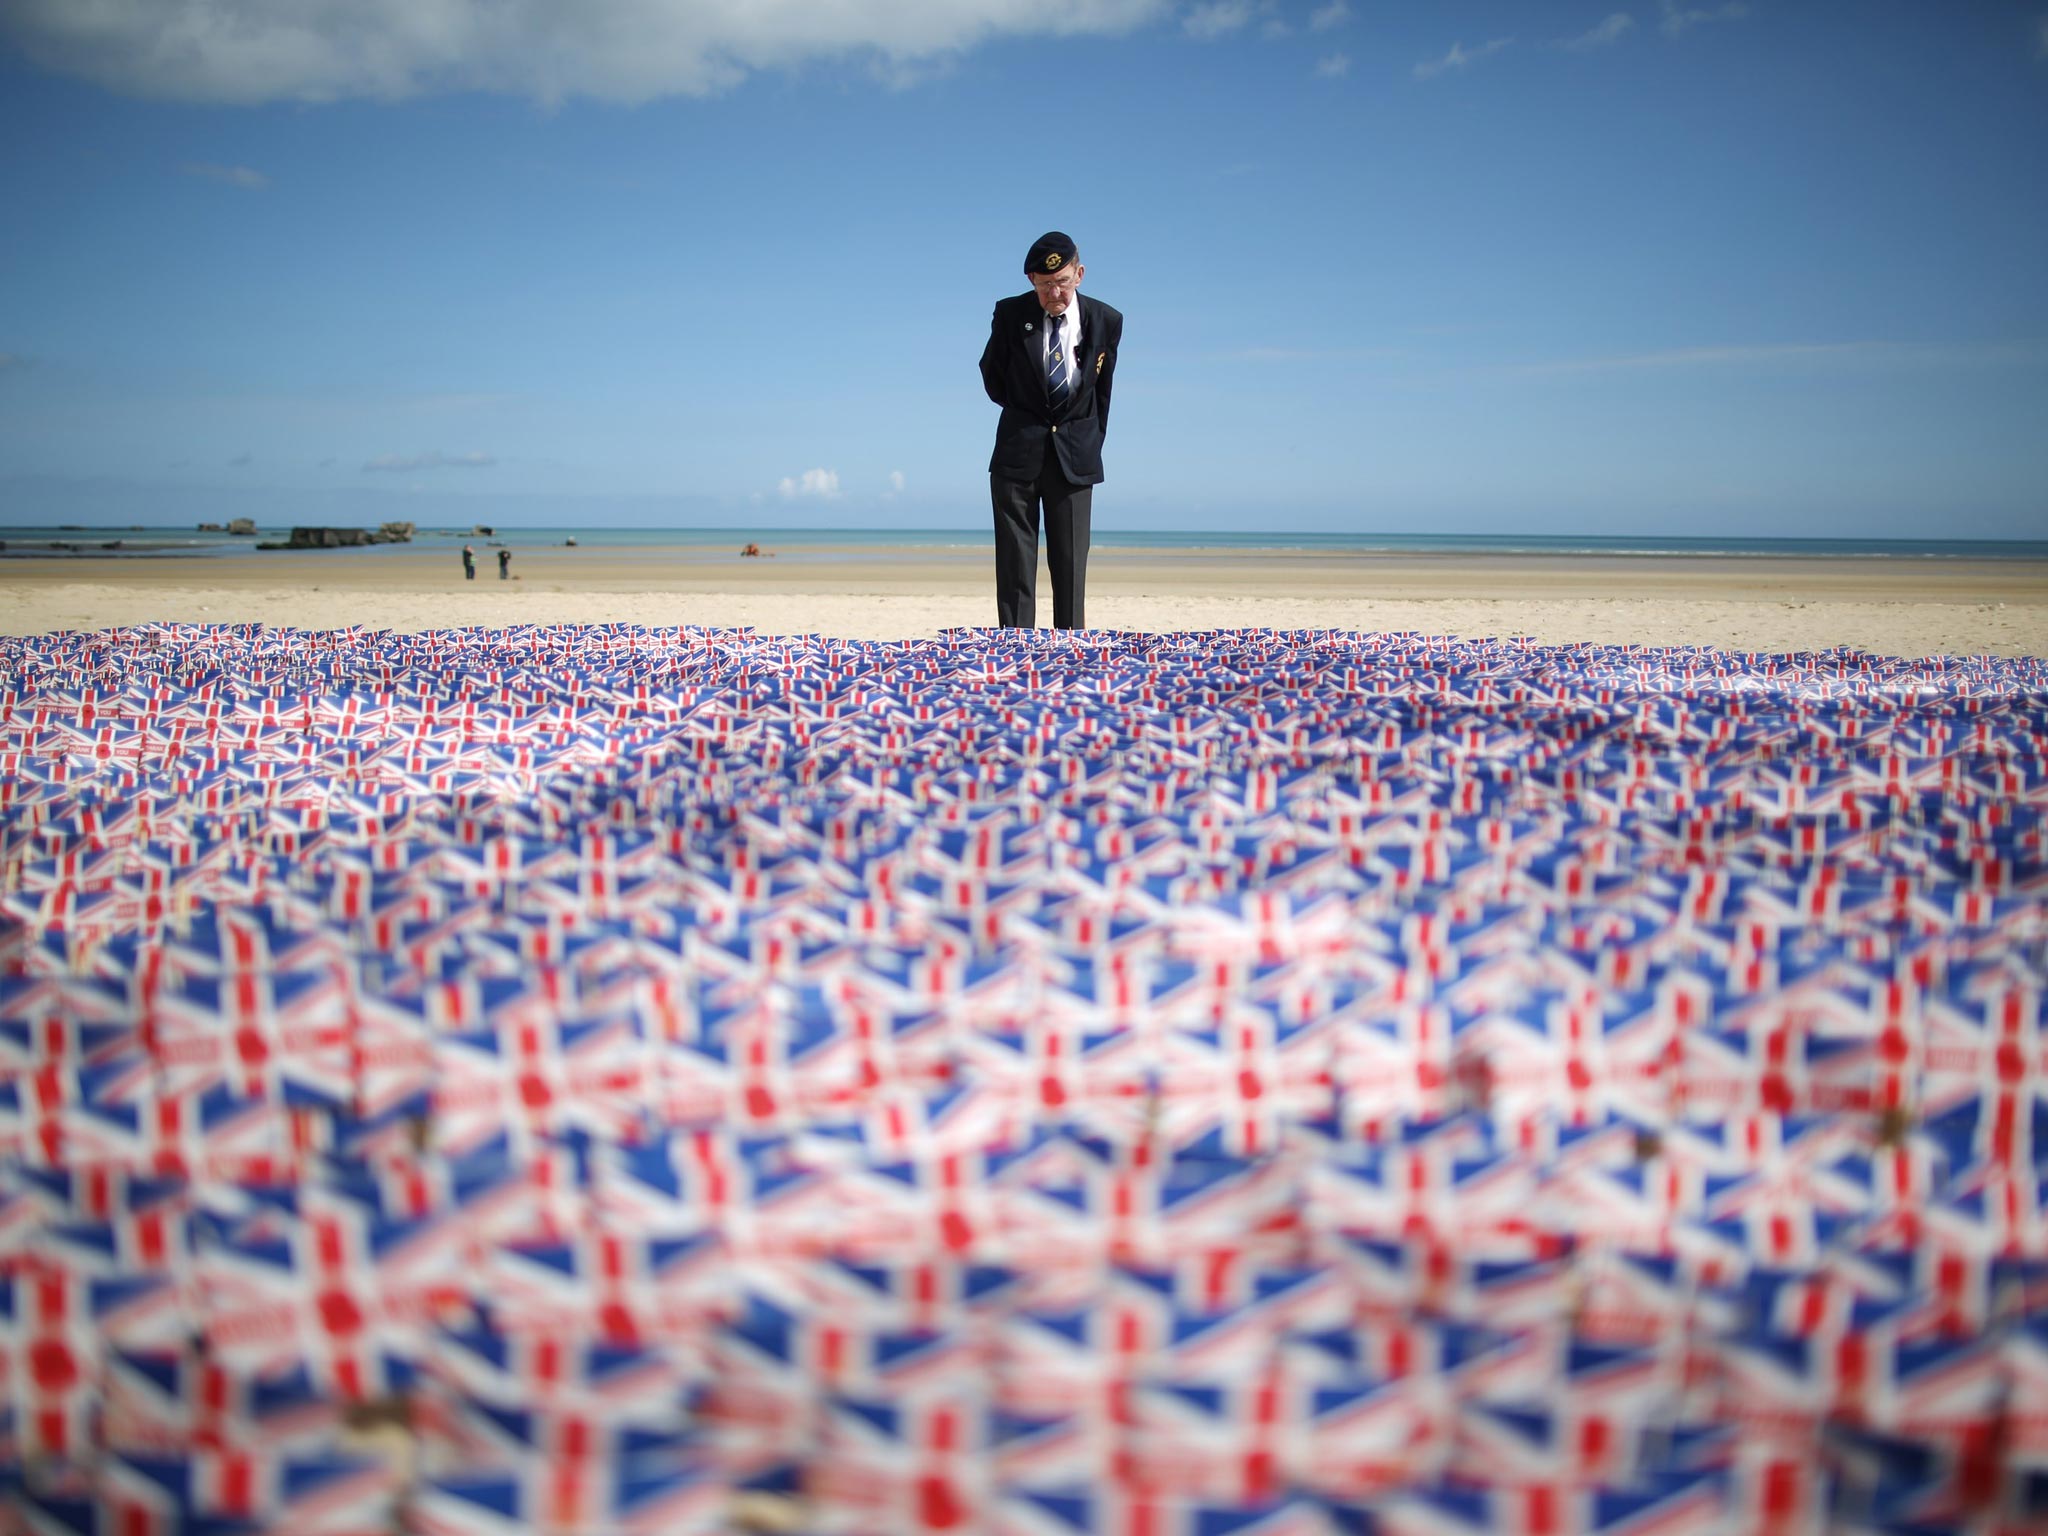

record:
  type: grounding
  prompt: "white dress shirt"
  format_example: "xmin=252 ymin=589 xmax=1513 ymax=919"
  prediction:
xmin=1039 ymin=303 xmax=1080 ymax=387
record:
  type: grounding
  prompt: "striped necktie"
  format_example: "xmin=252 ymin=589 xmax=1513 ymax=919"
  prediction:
xmin=1045 ymin=310 xmax=1071 ymax=412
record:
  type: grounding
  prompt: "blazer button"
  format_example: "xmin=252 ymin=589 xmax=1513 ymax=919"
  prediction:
xmin=1051 ymin=425 xmax=1058 ymax=433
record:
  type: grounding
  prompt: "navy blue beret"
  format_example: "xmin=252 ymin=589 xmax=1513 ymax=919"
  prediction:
xmin=1025 ymin=231 xmax=1078 ymax=276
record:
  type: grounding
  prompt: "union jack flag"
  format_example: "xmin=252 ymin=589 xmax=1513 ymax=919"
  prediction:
xmin=3 ymin=621 xmax=2046 ymax=1535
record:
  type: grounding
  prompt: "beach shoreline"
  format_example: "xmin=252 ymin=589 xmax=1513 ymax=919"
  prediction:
xmin=3 ymin=545 xmax=2045 ymax=656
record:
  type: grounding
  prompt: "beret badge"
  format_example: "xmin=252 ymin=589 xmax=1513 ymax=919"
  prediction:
xmin=1044 ymin=252 xmax=1064 ymax=271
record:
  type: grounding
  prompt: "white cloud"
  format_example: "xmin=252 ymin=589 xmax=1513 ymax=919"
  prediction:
xmin=363 ymin=450 xmax=496 ymax=472
xmin=0 ymin=0 xmax=1174 ymax=105
xmin=1313 ymin=53 xmax=1350 ymax=78
xmin=1308 ymin=2 xmax=1350 ymax=33
xmin=887 ymin=470 xmax=906 ymax=493
xmin=1560 ymin=13 xmax=1636 ymax=51
xmin=1413 ymin=37 xmax=1511 ymax=81
xmin=181 ymin=161 xmax=267 ymax=190
xmin=778 ymin=467 xmax=840 ymax=500
xmin=1658 ymin=0 xmax=1747 ymax=38
xmin=1183 ymin=1 xmax=1256 ymax=40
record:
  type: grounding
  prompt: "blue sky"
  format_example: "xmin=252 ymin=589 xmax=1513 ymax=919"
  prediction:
xmin=1 ymin=0 xmax=2044 ymax=536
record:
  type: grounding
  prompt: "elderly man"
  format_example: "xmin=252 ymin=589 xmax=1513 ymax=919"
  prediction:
xmin=978 ymin=231 xmax=1123 ymax=630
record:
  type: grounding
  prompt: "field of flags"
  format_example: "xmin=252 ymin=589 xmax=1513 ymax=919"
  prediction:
xmin=2 ymin=618 xmax=2046 ymax=1535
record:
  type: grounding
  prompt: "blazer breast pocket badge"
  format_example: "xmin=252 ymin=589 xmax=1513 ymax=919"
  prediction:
xmin=1095 ymin=351 xmax=1105 ymax=375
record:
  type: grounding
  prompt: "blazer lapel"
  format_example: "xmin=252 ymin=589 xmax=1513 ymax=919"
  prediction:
xmin=1017 ymin=298 xmax=1045 ymax=407
xmin=1073 ymin=298 xmax=1095 ymax=409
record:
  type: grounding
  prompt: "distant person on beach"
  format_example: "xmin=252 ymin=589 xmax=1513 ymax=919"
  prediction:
xmin=497 ymin=548 xmax=511 ymax=581
xmin=461 ymin=543 xmax=475 ymax=581
xmin=979 ymin=230 xmax=1122 ymax=630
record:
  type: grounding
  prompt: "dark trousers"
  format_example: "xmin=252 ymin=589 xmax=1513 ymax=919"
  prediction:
xmin=990 ymin=444 xmax=1092 ymax=630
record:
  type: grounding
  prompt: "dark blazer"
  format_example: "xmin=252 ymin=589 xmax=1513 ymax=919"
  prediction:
xmin=979 ymin=291 xmax=1123 ymax=486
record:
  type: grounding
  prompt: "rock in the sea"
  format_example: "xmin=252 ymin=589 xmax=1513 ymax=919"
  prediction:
xmin=270 ymin=522 xmax=419 ymax=549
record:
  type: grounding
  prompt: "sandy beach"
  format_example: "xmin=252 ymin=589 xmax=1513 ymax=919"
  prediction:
xmin=4 ymin=542 xmax=2047 ymax=657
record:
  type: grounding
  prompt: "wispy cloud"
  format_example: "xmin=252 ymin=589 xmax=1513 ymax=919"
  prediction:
xmin=1313 ymin=52 xmax=1350 ymax=78
xmin=404 ymin=391 xmax=523 ymax=414
xmin=181 ymin=161 xmax=268 ymax=190
xmin=1500 ymin=340 xmax=2043 ymax=377
xmin=1515 ymin=343 xmax=1868 ymax=375
xmin=866 ymin=52 xmax=959 ymax=93
xmin=1221 ymin=345 xmax=1405 ymax=363
xmin=363 ymin=450 xmax=496 ymax=472
xmin=1414 ymin=37 xmax=1512 ymax=81
xmin=887 ymin=469 xmax=906 ymax=493
xmin=1183 ymin=1 xmax=1258 ymax=40
xmin=1658 ymin=0 xmax=1748 ymax=38
xmin=778 ymin=467 xmax=840 ymax=500
xmin=0 ymin=0 xmax=1178 ymax=106
xmin=1560 ymin=13 xmax=1636 ymax=51
xmin=1308 ymin=2 xmax=1350 ymax=33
